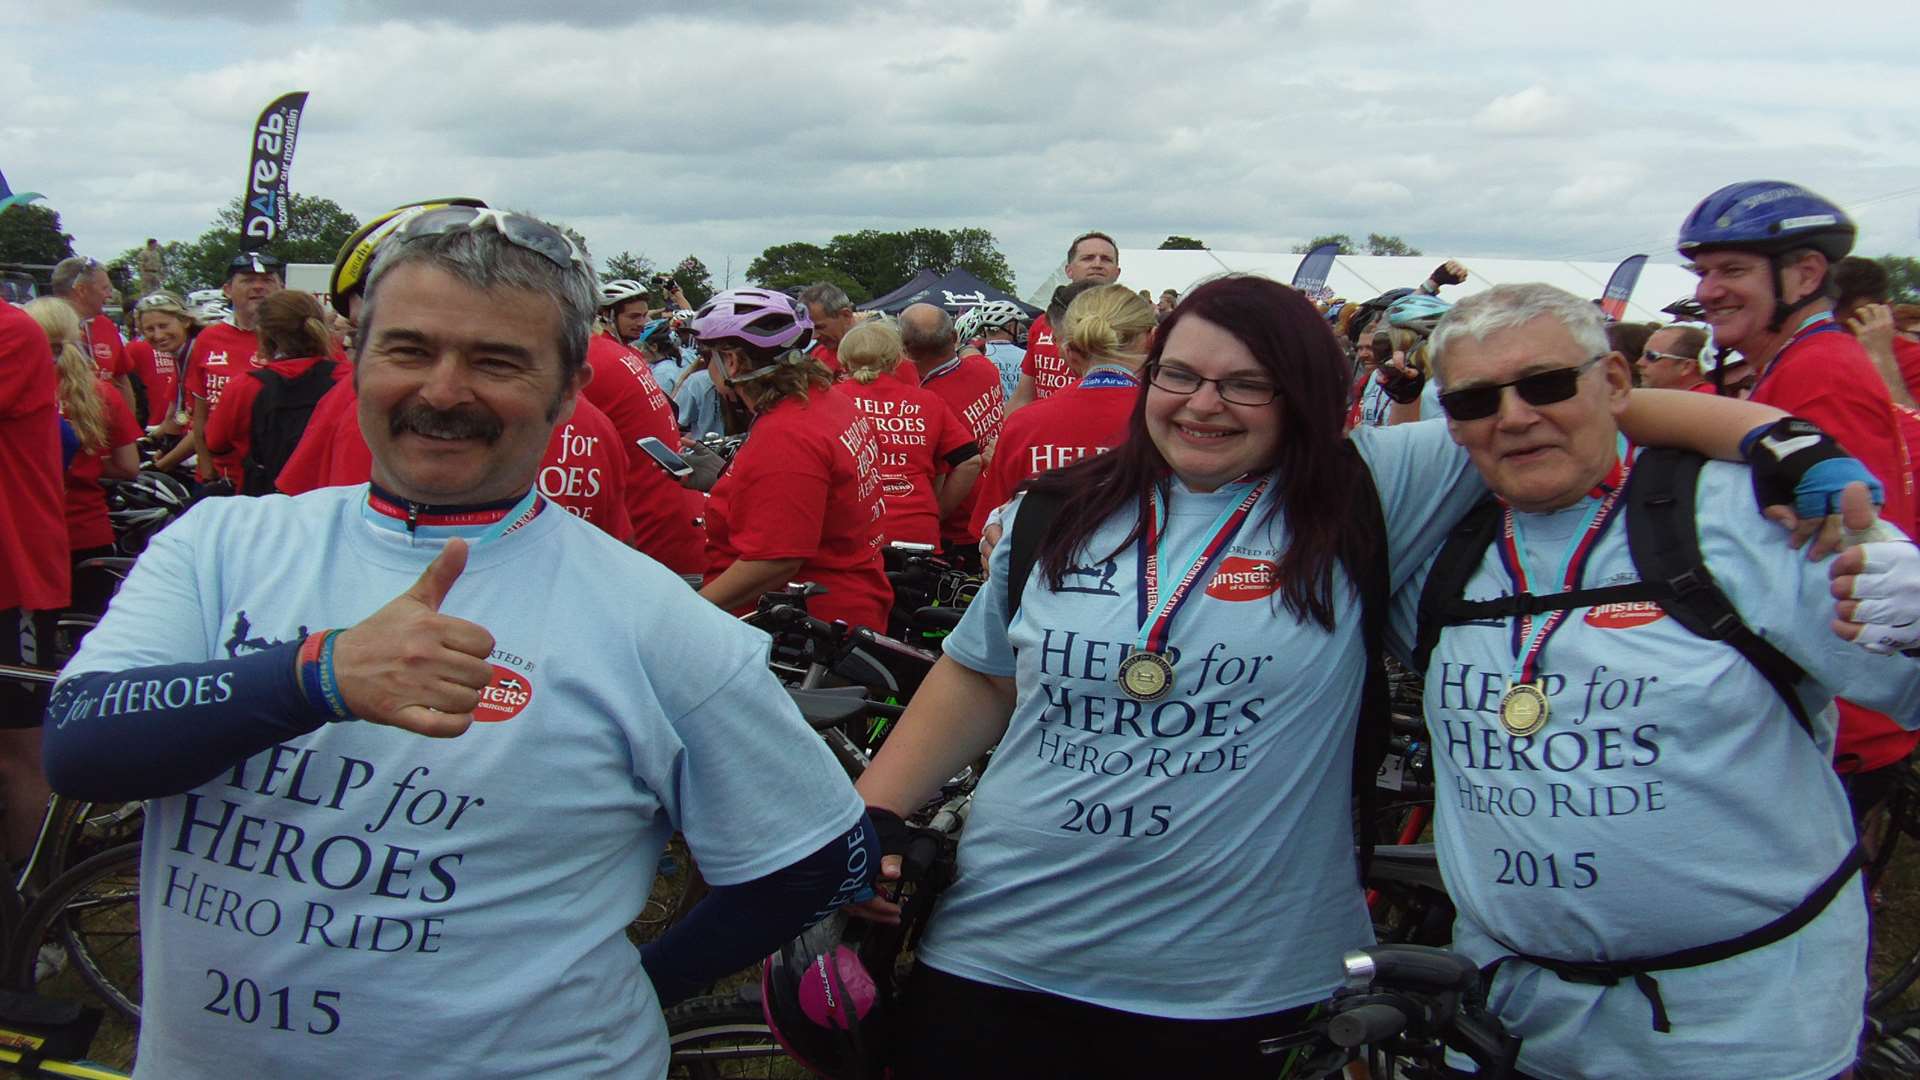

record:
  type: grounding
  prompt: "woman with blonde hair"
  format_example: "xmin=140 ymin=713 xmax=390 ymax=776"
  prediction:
xmin=203 ymin=290 xmax=347 ymax=494
xmin=966 ymin=282 xmax=1157 ymax=540
xmin=23 ymin=297 xmax=140 ymax=619
xmin=833 ymin=318 xmax=982 ymax=547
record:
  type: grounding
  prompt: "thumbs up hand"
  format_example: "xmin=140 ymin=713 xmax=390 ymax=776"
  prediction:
xmin=332 ymin=539 xmax=497 ymax=737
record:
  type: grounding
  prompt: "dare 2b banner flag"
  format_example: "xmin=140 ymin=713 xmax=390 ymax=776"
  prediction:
xmin=239 ymin=92 xmax=309 ymax=251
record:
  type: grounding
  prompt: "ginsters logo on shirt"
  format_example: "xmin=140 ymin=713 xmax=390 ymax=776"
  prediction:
xmin=1205 ymin=557 xmax=1280 ymax=602
xmin=475 ymin=665 xmax=534 ymax=721
xmin=1583 ymin=601 xmax=1666 ymax=630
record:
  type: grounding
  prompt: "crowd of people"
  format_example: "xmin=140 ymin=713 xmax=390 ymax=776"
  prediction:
xmin=2 ymin=179 xmax=1920 ymax=1077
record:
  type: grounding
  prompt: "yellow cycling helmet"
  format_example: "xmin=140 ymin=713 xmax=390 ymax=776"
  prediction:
xmin=329 ymin=197 xmax=488 ymax=306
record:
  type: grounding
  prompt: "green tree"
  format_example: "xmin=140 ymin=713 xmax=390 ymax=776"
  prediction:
xmin=949 ymin=227 xmax=1016 ymax=294
xmin=1876 ymin=255 xmax=1920 ymax=302
xmin=745 ymin=241 xmax=842 ymax=295
xmin=667 ymin=256 xmax=715 ymax=307
xmin=1292 ymin=233 xmax=1355 ymax=255
xmin=1366 ymin=233 xmax=1423 ymax=257
xmin=0 ymin=203 xmax=77 ymax=267
xmin=601 ymin=250 xmax=655 ymax=283
xmin=175 ymin=194 xmax=362 ymax=291
xmin=1159 ymin=235 xmax=1206 ymax=250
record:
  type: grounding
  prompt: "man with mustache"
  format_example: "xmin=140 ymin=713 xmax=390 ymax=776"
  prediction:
xmin=41 ymin=206 xmax=876 ymax=1078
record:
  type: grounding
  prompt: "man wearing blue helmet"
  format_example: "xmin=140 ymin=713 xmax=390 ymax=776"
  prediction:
xmin=1679 ymin=180 xmax=1920 ymax=806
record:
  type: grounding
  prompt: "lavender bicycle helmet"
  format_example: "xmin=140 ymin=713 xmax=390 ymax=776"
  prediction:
xmin=691 ymin=287 xmax=814 ymax=351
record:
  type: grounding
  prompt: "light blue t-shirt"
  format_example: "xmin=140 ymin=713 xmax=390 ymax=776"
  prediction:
xmin=1358 ymin=377 xmax=1392 ymax=427
xmin=922 ymin=419 xmax=1484 ymax=1017
xmin=984 ymin=340 xmax=1025 ymax=401
xmin=674 ymin=368 xmax=724 ymax=439
xmin=650 ymin=354 xmax=693 ymax=397
xmin=1417 ymin=375 xmax=1442 ymax=422
xmin=64 ymin=488 xmax=865 ymax=1079
xmin=1388 ymin=458 xmax=1920 ymax=1080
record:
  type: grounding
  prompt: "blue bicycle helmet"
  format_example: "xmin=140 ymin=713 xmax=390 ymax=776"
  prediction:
xmin=1385 ymin=294 xmax=1451 ymax=336
xmin=1676 ymin=180 xmax=1856 ymax=332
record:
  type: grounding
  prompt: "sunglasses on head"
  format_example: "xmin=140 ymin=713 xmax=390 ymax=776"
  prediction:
xmin=1437 ymin=355 xmax=1606 ymax=422
xmin=395 ymin=207 xmax=586 ymax=271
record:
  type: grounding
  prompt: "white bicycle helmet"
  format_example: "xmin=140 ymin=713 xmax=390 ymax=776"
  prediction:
xmin=973 ymin=300 xmax=1024 ymax=331
xmin=599 ymin=278 xmax=648 ymax=310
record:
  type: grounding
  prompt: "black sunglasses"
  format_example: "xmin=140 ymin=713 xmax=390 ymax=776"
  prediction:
xmin=1437 ymin=355 xmax=1606 ymax=422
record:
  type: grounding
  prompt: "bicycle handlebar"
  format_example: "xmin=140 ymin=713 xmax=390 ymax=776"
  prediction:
xmin=1343 ymin=944 xmax=1480 ymax=993
xmin=1327 ymin=1001 xmax=1409 ymax=1049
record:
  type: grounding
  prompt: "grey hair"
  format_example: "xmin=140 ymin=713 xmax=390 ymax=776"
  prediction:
xmin=50 ymin=256 xmax=101 ymax=297
xmin=1429 ymin=283 xmax=1611 ymax=386
xmin=798 ymin=282 xmax=852 ymax=316
xmin=899 ymin=304 xmax=956 ymax=358
xmin=356 ymin=220 xmax=599 ymax=379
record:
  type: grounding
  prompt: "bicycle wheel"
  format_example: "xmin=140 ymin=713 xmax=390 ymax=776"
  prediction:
xmin=664 ymin=991 xmax=804 ymax=1079
xmin=1869 ymin=762 xmax=1920 ymax=1012
xmin=628 ymin=836 xmax=709 ymax=947
xmin=41 ymin=797 xmax=144 ymax=882
xmin=8 ymin=843 xmax=141 ymax=1025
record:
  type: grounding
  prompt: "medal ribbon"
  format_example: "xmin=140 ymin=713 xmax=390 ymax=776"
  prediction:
xmin=1751 ymin=312 xmax=1846 ymax=395
xmin=364 ymin=486 xmax=544 ymax=547
xmin=1079 ymin=365 xmax=1139 ymax=390
xmin=1135 ymin=477 xmax=1269 ymax=654
xmin=1495 ymin=436 xmax=1634 ymax=684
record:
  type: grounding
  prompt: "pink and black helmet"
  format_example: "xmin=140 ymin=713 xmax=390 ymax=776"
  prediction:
xmin=691 ymin=287 xmax=814 ymax=351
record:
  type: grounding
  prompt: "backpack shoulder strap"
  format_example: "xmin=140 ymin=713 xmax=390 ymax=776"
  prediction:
xmin=1623 ymin=448 xmax=1814 ymax=739
xmin=1004 ymin=488 xmax=1068 ymax=626
xmin=1412 ymin=497 xmax=1507 ymax=673
xmin=1345 ymin=444 xmax=1392 ymax=883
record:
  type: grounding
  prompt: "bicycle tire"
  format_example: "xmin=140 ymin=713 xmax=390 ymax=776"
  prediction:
xmin=664 ymin=991 xmax=802 ymax=1079
xmin=7 ymin=844 xmax=141 ymax=1025
xmin=40 ymin=800 xmax=144 ymax=883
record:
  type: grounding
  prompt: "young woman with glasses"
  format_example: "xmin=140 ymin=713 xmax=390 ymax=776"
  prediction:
xmin=849 ymin=275 xmax=1805 ymax=1079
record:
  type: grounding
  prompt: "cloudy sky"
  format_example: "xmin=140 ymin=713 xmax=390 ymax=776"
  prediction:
xmin=7 ymin=0 xmax=1918 ymax=298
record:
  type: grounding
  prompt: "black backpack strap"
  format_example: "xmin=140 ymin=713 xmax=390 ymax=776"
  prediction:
xmin=1623 ymin=449 xmax=1814 ymax=739
xmin=1346 ymin=446 xmax=1391 ymax=884
xmin=1412 ymin=498 xmax=1506 ymax=673
xmin=1004 ymin=488 xmax=1068 ymax=626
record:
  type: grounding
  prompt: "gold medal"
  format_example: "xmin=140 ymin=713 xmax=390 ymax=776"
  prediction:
xmin=1118 ymin=650 xmax=1176 ymax=702
xmin=1499 ymin=681 xmax=1550 ymax=737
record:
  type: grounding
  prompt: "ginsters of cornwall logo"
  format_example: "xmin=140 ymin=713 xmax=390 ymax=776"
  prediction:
xmin=475 ymin=666 xmax=534 ymax=722
xmin=1205 ymin=557 xmax=1280 ymax=602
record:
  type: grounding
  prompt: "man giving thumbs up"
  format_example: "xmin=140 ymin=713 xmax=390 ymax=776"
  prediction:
xmin=42 ymin=207 xmax=876 ymax=1080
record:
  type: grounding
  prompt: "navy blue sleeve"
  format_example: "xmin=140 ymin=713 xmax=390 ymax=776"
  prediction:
xmin=640 ymin=814 xmax=879 ymax=1007
xmin=43 ymin=642 xmax=330 ymax=801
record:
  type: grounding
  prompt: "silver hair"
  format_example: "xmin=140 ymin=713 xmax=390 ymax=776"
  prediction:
xmin=797 ymin=282 xmax=852 ymax=316
xmin=50 ymin=256 xmax=102 ymax=297
xmin=1429 ymin=283 xmax=1611 ymax=385
xmin=357 ymin=219 xmax=599 ymax=378
xmin=899 ymin=303 xmax=956 ymax=357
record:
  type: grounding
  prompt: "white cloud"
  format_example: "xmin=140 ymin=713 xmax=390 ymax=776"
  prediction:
xmin=1473 ymin=85 xmax=1572 ymax=135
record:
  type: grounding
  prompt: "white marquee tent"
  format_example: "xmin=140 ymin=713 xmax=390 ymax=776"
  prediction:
xmin=1027 ymin=249 xmax=1703 ymax=323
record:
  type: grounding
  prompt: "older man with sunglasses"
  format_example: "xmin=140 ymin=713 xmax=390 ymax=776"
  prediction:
xmin=1395 ymin=282 xmax=1920 ymax=1079
xmin=41 ymin=206 xmax=875 ymax=1079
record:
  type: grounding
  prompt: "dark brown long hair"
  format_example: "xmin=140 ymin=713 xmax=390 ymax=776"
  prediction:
xmin=1022 ymin=275 xmax=1379 ymax=631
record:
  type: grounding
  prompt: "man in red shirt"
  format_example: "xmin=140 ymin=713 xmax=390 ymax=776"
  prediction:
xmin=1007 ymin=230 xmax=1120 ymax=413
xmin=50 ymin=256 xmax=135 ymax=418
xmin=1679 ymin=180 xmax=1920 ymax=787
xmin=182 ymin=253 xmax=284 ymax=484
xmin=0 ymin=297 xmax=68 ymax=859
xmin=582 ymin=330 xmax=705 ymax=572
xmin=800 ymin=282 xmax=857 ymax=378
xmin=899 ymin=303 xmax=1005 ymax=555
xmin=1835 ymin=255 xmax=1920 ymax=406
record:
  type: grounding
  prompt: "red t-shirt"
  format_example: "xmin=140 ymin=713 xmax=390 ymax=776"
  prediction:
xmin=201 ymin=356 xmax=351 ymax=489
xmin=125 ymin=340 xmax=182 ymax=427
xmin=61 ymin=380 xmax=141 ymax=550
xmin=582 ymin=335 xmax=704 ymax=573
xmin=915 ymin=354 xmax=1007 ymax=545
xmin=811 ymin=342 xmax=842 ymax=379
xmin=834 ymin=377 xmax=977 ymax=547
xmin=183 ymin=321 xmax=266 ymax=410
xmin=1020 ymin=314 xmax=1078 ymax=400
xmin=1750 ymin=323 xmax=1920 ymax=772
xmin=702 ymin=391 xmax=892 ymax=631
xmin=0 ymin=300 xmax=71 ymax=610
xmin=82 ymin=314 xmax=129 ymax=379
xmin=968 ymin=373 xmax=1138 ymax=535
xmin=1893 ymin=337 xmax=1920 ymax=402
xmin=272 ymin=380 xmax=635 ymax=544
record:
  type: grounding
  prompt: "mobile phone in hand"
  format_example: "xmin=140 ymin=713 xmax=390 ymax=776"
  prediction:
xmin=637 ymin=436 xmax=693 ymax=478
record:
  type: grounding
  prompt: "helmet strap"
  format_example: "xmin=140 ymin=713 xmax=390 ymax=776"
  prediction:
xmin=1765 ymin=252 xmax=1824 ymax=334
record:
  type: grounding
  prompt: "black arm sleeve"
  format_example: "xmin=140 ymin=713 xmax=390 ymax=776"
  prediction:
xmin=943 ymin=441 xmax=981 ymax=468
xmin=640 ymin=814 xmax=879 ymax=1007
xmin=43 ymin=642 xmax=331 ymax=801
